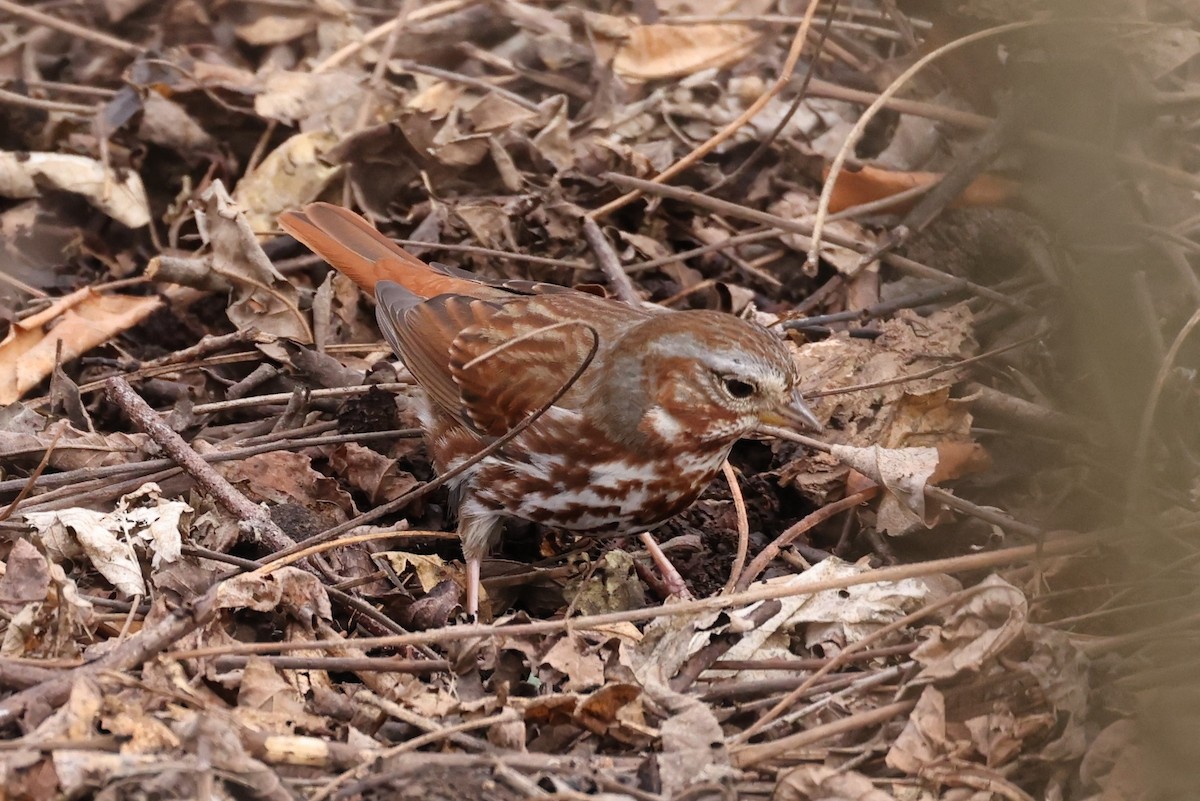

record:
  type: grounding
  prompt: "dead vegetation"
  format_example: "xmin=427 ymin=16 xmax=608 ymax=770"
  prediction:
xmin=0 ymin=1 xmax=1197 ymax=799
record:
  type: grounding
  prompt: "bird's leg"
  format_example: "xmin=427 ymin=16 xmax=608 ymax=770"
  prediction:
xmin=459 ymin=513 xmax=504 ymax=619
xmin=639 ymin=532 xmax=693 ymax=600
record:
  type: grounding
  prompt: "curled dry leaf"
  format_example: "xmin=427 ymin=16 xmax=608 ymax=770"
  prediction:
xmin=232 ymin=6 xmax=316 ymax=46
xmin=830 ymin=444 xmax=940 ymax=535
xmin=713 ymin=558 xmax=958 ymax=677
xmin=0 ymin=152 xmax=150 ymax=228
xmin=255 ymin=70 xmax=371 ymax=133
xmin=912 ymin=575 xmax=1028 ymax=681
xmin=542 ymin=632 xmax=605 ymax=692
xmin=137 ymin=93 xmax=216 ymax=159
xmin=324 ymin=442 xmax=419 ymax=506
xmin=0 ymin=288 xmax=162 ymax=404
xmin=215 ymin=567 xmax=331 ymax=624
xmin=574 ymin=683 xmax=643 ymax=738
xmin=1022 ymin=624 xmax=1090 ymax=761
xmin=771 ymin=190 xmax=877 ymax=275
xmin=0 ymin=419 xmax=151 ymax=472
xmin=236 ymin=658 xmax=330 ymax=734
xmin=886 ymin=685 xmax=947 ymax=774
xmin=378 ymin=551 xmax=453 ymax=594
xmin=650 ymin=683 xmax=736 ymax=797
xmin=783 ymin=307 xmax=977 ymax=502
xmin=196 ymin=181 xmax=313 ymax=343
xmin=212 ymin=450 xmax=355 ymax=521
xmin=0 ymin=538 xmax=51 ymax=612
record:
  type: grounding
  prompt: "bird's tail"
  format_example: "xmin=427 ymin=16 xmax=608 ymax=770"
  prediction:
xmin=278 ymin=202 xmax=472 ymax=299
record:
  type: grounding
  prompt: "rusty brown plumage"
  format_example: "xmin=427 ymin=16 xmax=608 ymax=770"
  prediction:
xmin=279 ymin=202 xmax=821 ymax=617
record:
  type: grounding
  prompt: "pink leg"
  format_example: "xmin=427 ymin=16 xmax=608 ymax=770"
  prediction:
xmin=459 ymin=512 xmax=502 ymax=620
xmin=639 ymin=532 xmax=692 ymax=600
xmin=465 ymin=556 xmax=481 ymax=620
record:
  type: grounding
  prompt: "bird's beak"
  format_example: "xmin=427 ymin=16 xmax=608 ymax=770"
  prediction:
xmin=759 ymin=388 xmax=823 ymax=432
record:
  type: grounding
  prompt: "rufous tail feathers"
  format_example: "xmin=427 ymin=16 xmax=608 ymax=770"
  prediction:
xmin=277 ymin=202 xmax=472 ymax=299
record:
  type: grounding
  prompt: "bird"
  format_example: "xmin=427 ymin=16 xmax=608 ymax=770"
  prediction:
xmin=278 ymin=202 xmax=821 ymax=617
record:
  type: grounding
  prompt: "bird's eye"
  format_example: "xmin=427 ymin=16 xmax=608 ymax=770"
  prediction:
xmin=723 ymin=378 xmax=756 ymax=399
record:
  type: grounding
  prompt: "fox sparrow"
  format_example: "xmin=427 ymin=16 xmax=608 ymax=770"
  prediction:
xmin=279 ymin=203 xmax=821 ymax=616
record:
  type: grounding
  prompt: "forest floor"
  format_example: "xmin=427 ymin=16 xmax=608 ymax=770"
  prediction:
xmin=0 ymin=1 xmax=1197 ymax=799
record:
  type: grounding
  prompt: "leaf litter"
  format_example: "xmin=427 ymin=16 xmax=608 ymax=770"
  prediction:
xmin=0 ymin=1 xmax=1195 ymax=800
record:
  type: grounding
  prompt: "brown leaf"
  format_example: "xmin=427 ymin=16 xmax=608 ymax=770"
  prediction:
xmin=0 ymin=152 xmax=150 ymax=227
xmin=214 ymin=450 xmax=354 ymax=520
xmin=886 ymin=685 xmax=947 ymax=774
xmin=0 ymin=420 xmax=151 ymax=472
xmin=196 ymin=181 xmax=312 ymax=343
xmin=912 ymin=575 xmax=1027 ymax=680
xmin=608 ymin=22 xmax=764 ymax=81
xmin=774 ymin=764 xmax=898 ymax=801
xmin=653 ymin=685 xmax=735 ymax=797
xmin=0 ymin=539 xmax=50 ymax=612
xmin=232 ymin=131 xmax=340 ymax=235
xmin=824 ymin=164 xmax=1019 ymax=214
xmin=325 ymin=442 xmax=418 ymax=505
xmin=0 ymin=289 xmax=161 ymax=404
xmin=542 ymin=632 xmax=605 ymax=692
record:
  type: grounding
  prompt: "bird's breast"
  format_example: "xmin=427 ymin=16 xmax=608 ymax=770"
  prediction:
xmin=425 ymin=399 xmax=734 ymax=532
xmin=476 ymin=431 xmax=731 ymax=532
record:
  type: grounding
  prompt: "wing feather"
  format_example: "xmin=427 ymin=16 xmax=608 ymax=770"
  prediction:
xmin=282 ymin=200 xmax=660 ymax=437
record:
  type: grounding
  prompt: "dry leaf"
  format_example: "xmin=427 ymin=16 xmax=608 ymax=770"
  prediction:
xmin=0 ymin=288 xmax=162 ymax=404
xmin=22 ymin=483 xmax=188 ymax=598
xmin=610 ymin=23 xmax=764 ymax=81
xmin=214 ymin=450 xmax=354 ymax=519
xmin=542 ymin=632 xmax=605 ymax=692
xmin=825 ymin=164 xmax=1019 ymax=214
xmin=774 ymin=764 xmax=898 ymax=801
xmin=0 ymin=419 xmax=152 ymax=472
xmin=25 ymin=509 xmax=145 ymax=597
xmin=829 ymin=444 xmax=940 ymax=535
xmin=713 ymin=559 xmax=958 ymax=677
xmin=196 ymin=181 xmax=313 ymax=343
xmin=886 ymin=685 xmax=947 ymax=774
xmin=379 ymin=552 xmax=453 ymax=594
xmin=651 ymin=683 xmax=735 ymax=797
xmin=254 ymin=70 xmax=366 ymax=133
xmin=912 ymin=575 xmax=1027 ymax=680
xmin=563 ymin=549 xmax=646 ymax=616
xmin=0 ymin=152 xmax=150 ymax=227
xmin=137 ymin=93 xmax=216 ymax=158
xmin=233 ymin=131 xmax=341 ymax=235
xmin=233 ymin=9 xmax=316 ymax=45
xmin=325 ymin=442 xmax=418 ymax=505
xmin=0 ymin=538 xmax=51 ymax=612
xmin=771 ymin=190 xmax=877 ymax=275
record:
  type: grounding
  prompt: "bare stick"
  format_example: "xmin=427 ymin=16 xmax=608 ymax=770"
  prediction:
xmin=0 ymin=0 xmax=141 ymax=55
xmin=169 ymin=531 xmax=1096 ymax=660
xmin=582 ymin=217 xmax=641 ymax=305
xmin=720 ymin=461 xmax=751 ymax=595
xmin=736 ymin=487 xmax=878 ymax=591
xmin=602 ymin=172 xmax=1024 ymax=310
xmin=105 ymin=376 xmax=292 ymax=553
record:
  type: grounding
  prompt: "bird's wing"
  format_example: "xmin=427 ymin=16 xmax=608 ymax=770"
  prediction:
xmin=281 ymin=201 xmax=652 ymax=435
xmin=376 ymin=287 xmax=646 ymax=436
